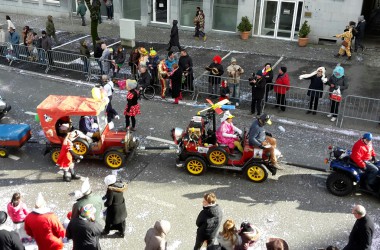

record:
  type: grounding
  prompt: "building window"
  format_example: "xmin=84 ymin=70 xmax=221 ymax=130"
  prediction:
xmin=123 ymin=0 xmax=141 ymax=20
xmin=43 ymin=0 xmax=60 ymax=5
xmin=180 ymin=0 xmax=202 ymax=27
xmin=212 ymin=0 xmax=238 ymax=31
xmin=22 ymin=0 xmax=38 ymax=3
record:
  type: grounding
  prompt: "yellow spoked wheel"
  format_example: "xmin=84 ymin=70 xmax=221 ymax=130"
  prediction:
xmin=72 ymin=138 xmax=89 ymax=156
xmin=185 ymin=156 xmax=207 ymax=175
xmin=50 ymin=148 xmax=61 ymax=164
xmin=0 ymin=148 xmax=8 ymax=158
xmin=207 ymin=147 xmax=228 ymax=166
xmin=245 ymin=164 xmax=268 ymax=183
xmin=105 ymin=151 xmax=125 ymax=169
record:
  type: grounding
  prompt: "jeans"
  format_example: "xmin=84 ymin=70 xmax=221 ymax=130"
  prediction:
xmin=365 ymin=162 xmax=379 ymax=186
xmin=83 ymin=57 xmax=89 ymax=74
xmin=275 ymin=93 xmax=286 ymax=111
xmin=308 ymin=95 xmax=320 ymax=111
xmin=80 ymin=15 xmax=86 ymax=25
xmin=106 ymin=5 xmax=113 ymax=19
xmin=251 ymin=98 xmax=263 ymax=115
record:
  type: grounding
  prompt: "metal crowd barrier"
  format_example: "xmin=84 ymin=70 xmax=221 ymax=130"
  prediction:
xmin=47 ymin=50 xmax=90 ymax=76
xmin=339 ymin=95 xmax=380 ymax=128
xmin=0 ymin=42 xmax=49 ymax=69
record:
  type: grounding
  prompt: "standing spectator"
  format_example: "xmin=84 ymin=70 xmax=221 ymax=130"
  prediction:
xmin=262 ymin=63 xmax=274 ymax=103
xmin=129 ymin=47 xmax=140 ymax=78
xmin=169 ymin=63 xmax=183 ymax=104
xmin=0 ymin=211 xmax=25 ymax=250
xmin=104 ymin=0 xmax=113 ymax=20
xmin=165 ymin=51 xmax=177 ymax=73
xmin=102 ymin=175 xmax=128 ymax=237
xmin=235 ymin=222 xmax=261 ymax=250
xmin=334 ymin=28 xmax=353 ymax=60
xmin=226 ymin=57 xmax=244 ymax=106
xmin=195 ymin=10 xmax=207 ymax=41
xmin=148 ymin=48 xmax=160 ymax=85
xmin=354 ymin=15 xmax=366 ymax=52
xmin=266 ymin=237 xmax=289 ymax=250
xmin=77 ymin=0 xmax=87 ymax=26
xmin=0 ymin=25 xmax=5 ymax=43
xmin=167 ymin=20 xmax=182 ymax=51
xmin=46 ymin=15 xmax=59 ymax=45
xmin=24 ymin=193 xmax=66 ymax=250
xmin=6 ymin=15 xmax=15 ymax=32
xmin=124 ymin=80 xmax=141 ymax=131
xmin=8 ymin=27 xmax=19 ymax=59
xmin=194 ymin=6 xmax=201 ymax=38
xmin=30 ymin=31 xmax=39 ymax=62
xmin=144 ymin=220 xmax=171 ymax=250
xmin=343 ymin=205 xmax=374 ymax=250
xmin=101 ymin=74 xmax=114 ymax=102
xmin=7 ymin=192 xmax=29 ymax=239
xmin=273 ymin=66 xmax=290 ymax=112
xmin=21 ymin=26 xmax=30 ymax=46
xmin=66 ymin=204 xmax=103 ymax=250
xmin=158 ymin=58 xmax=169 ymax=98
xmin=217 ymin=219 xmax=239 ymax=250
xmin=79 ymin=39 xmax=91 ymax=75
xmin=325 ymin=65 xmax=347 ymax=122
xmin=40 ymin=30 xmax=53 ymax=66
xmin=194 ymin=192 xmax=223 ymax=250
xmin=99 ymin=42 xmax=110 ymax=75
xmin=93 ymin=0 xmax=102 ymax=24
xmin=249 ymin=70 xmax=267 ymax=116
xmin=25 ymin=28 xmax=34 ymax=60
xmin=71 ymin=178 xmax=103 ymax=223
xmin=206 ymin=55 xmax=224 ymax=96
xmin=94 ymin=39 xmax=103 ymax=74
xmin=299 ymin=66 xmax=327 ymax=115
xmin=178 ymin=49 xmax=194 ymax=91
xmin=113 ymin=45 xmax=125 ymax=74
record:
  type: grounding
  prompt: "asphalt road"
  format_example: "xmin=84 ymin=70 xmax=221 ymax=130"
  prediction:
xmin=0 ymin=67 xmax=380 ymax=249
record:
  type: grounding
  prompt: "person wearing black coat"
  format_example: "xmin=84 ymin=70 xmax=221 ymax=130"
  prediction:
xmin=66 ymin=204 xmax=103 ymax=250
xmin=178 ymin=49 xmax=194 ymax=90
xmin=262 ymin=63 xmax=274 ymax=103
xmin=299 ymin=67 xmax=327 ymax=115
xmin=206 ymin=55 xmax=224 ymax=96
xmin=168 ymin=20 xmax=182 ymax=51
xmin=102 ymin=175 xmax=128 ymax=237
xmin=194 ymin=193 xmax=223 ymax=250
xmin=94 ymin=39 xmax=103 ymax=74
xmin=354 ymin=15 xmax=366 ymax=52
xmin=169 ymin=63 xmax=183 ymax=104
xmin=0 ymin=211 xmax=24 ymax=250
xmin=249 ymin=70 xmax=267 ymax=116
xmin=343 ymin=205 xmax=374 ymax=250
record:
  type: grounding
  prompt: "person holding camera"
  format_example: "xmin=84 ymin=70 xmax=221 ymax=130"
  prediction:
xmin=249 ymin=70 xmax=267 ymax=116
xmin=226 ymin=57 xmax=244 ymax=106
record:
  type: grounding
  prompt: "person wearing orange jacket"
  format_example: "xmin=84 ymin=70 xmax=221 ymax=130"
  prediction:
xmin=350 ymin=132 xmax=378 ymax=191
xmin=273 ymin=66 xmax=290 ymax=112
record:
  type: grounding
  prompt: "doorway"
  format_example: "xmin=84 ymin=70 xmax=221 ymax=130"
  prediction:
xmin=258 ymin=0 xmax=303 ymax=40
xmin=152 ymin=0 xmax=170 ymax=24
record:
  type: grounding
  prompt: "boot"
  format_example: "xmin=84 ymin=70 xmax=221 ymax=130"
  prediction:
xmin=179 ymin=92 xmax=183 ymax=100
xmin=174 ymin=98 xmax=179 ymax=104
xmin=63 ymin=170 xmax=71 ymax=182
xmin=69 ymin=168 xmax=81 ymax=180
xmin=347 ymin=56 xmax=351 ymax=60
xmin=334 ymin=53 xmax=340 ymax=58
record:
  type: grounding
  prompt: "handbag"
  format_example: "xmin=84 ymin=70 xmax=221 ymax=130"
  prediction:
xmin=342 ymin=40 xmax=349 ymax=47
xmin=330 ymin=87 xmax=342 ymax=102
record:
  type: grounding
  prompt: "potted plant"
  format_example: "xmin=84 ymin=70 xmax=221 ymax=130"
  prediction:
xmin=298 ymin=20 xmax=311 ymax=47
xmin=237 ymin=16 xmax=253 ymax=40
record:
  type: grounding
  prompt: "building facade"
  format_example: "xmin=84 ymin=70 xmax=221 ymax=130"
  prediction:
xmin=1 ymin=0 xmax=378 ymax=43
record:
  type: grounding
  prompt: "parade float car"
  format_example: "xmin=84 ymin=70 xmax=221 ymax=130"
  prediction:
xmin=171 ymin=99 xmax=282 ymax=183
xmin=0 ymin=124 xmax=31 ymax=158
xmin=37 ymin=95 xmax=138 ymax=169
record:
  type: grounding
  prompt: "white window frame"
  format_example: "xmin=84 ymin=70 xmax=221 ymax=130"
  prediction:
xmin=43 ymin=0 xmax=61 ymax=6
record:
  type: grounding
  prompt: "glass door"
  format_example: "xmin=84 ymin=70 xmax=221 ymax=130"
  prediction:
xmin=153 ymin=0 xmax=170 ymax=23
xmin=260 ymin=0 xmax=278 ymax=37
xmin=277 ymin=1 xmax=295 ymax=39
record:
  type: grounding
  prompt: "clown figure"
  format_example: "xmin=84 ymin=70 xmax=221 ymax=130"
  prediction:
xmin=216 ymin=112 xmax=243 ymax=154
xmin=158 ymin=59 xmax=169 ymax=98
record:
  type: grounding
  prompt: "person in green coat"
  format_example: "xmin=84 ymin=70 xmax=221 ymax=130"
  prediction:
xmin=46 ymin=15 xmax=59 ymax=45
xmin=77 ymin=0 xmax=87 ymax=26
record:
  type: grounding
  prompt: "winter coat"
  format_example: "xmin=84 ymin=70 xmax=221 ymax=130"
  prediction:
xmin=355 ymin=21 xmax=366 ymax=39
xmin=217 ymin=232 xmax=239 ymax=250
xmin=77 ymin=2 xmax=87 ymax=16
xmin=273 ymin=73 xmax=290 ymax=94
xmin=80 ymin=44 xmax=91 ymax=58
xmin=169 ymin=20 xmax=180 ymax=47
xmin=40 ymin=36 xmax=52 ymax=51
xmin=343 ymin=215 xmax=374 ymax=250
xmin=66 ymin=218 xmax=103 ymax=250
xmin=350 ymin=139 xmax=376 ymax=168
xmin=138 ymin=71 xmax=151 ymax=88
xmin=234 ymin=233 xmax=260 ymax=250
xmin=0 ymin=228 xmax=25 ymax=250
xmin=129 ymin=50 xmax=140 ymax=66
xmin=104 ymin=181 xmax=128 ymax=225
xmin=148 ymin=55 xmax=160 ymax=69
xmin=114 ymin=50 xmax=125 ymax=65
xmin=303 ymin=75 xmax=324 ymax=98
xmin=248 ymin=119 xmax=265 ymax=147
xmin=195 ymin=204 xmax=223 ymax=241
xmin=105 ymin=0 xmax=113 ymax=7
xmin=72 ymin=193 xmax=104 ymax=223
xmin=336 ymin=30 xmax=353 ymax=48
xmin=7 ymin=20 xmax=15 ymax=31
xmin=169 ymin=67 xmax=182 ymax=98
xmin=7 ymin=201 xmax=29 ymax=223
xmin=250 ymin=77 xmax=266 ymax=100
xmin=100 ymin=48 xmax=111 ymax=73
xmin=206 ymin=62 xmax=224 ymax=85
xmin=8 ymin=31 xmax=19 ymax=45
xmin=262 ymin=68 xmax=273 ymax=83
xmin=165 ymin=57 xmax=177 ymax=72
xmin=220 ymin=86 xmax=230 ymax=98
xmin=326 ymin=75 xmax=347 ymax=93
xmin=46 ymin=17 xmax=56 ymax=36
xmin=144 ymin=220 xmax=171 ymax=250
xmin=226 ymin=64 xmax=244 ymax=84
xmin=24 ymin=210 xmax=65 ymax=250
xmin=216 ymin=121 xmax=239 ymax=149
xmin=94 ymin=42 xmax=103 ymax=58
xmin=178 ymin=54 xmax=193 ymax=74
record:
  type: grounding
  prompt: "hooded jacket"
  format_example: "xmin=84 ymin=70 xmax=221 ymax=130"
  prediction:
xmin=273 ymin=73 xmax=290 ymax=94
xmin=248 ymin=119 xmax=265 ymax=147
xmin=144 ymin=220 xmax=171 ymax=250
xmin=169 ymin=20 xmax=180 ymax=47
xmin=350 ymin=139 xmax=376 ymax=168
xmin=196 ymin=204 xmax=223 ymax=240
xmin=0 ymin=226 xmax=24 ymax=250
xmin=46 ymin=16 xmax=56 ymax=36
xmin=326 ymin=66 xmax=347 ymax=93
xmin=7 ymin=201 xmax=29 ymax=223
xmin=66 ymin=217 xmax=102 ymax=250
xmin=72 ymin=193 xmax=104 ymax=223
xmin=104 ymin=182 xmax=128 ymax=225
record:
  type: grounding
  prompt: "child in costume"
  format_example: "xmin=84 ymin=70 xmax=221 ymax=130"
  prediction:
xmin=219 ymin=80 xmax=230 ymax=102
xmin=124 ymin=80 xmax=141 ymax=131
xmin=158 ymin=58 xmax=169 ymax=98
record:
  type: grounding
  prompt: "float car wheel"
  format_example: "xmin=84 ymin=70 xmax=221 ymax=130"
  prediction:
xmin=245 ymin=164 xmax=268 ymax=183
xmin=105 ymin=151 xmax=125 ymax=169
xmin=0 ymin=148 xmax=9 ymax=158
xmin=207 ymin=147 xmax=228 ymax=166
xmin=72 ymin=138 xmax=89 ymax=156
xmin=50 ymin=148 xmax=61 ymax=164
xmin=326 ymin=172 xmax=354 ymax=196
xmin=185 ymin=156 xmax=207 ymax=176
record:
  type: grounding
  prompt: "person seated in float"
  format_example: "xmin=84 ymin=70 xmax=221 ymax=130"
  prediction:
xmin=215 ymin=111 xmax=243 ymax=154
xmin=248 ymin=114 xmax=284 ymax=170
xmin=79 ymin=116 xmax=100 ymax=140
xmin=56 ymin=116 xmax=73 ymax=137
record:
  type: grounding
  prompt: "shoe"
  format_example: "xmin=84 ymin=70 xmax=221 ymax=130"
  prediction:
xmin=273 ymin=163 xmax=285 ymax=170
xmin=130 ymin=127 xmax=136 ymax=131
xmin=306 ymin=110 xmax=312 ymax=114
xmin=63 ymin=171 xmax=71 ymax=182
xmin=312 ymin=111 xmax=317 ymax=115
xmin=331 ymin=117 xmax=337 ymax=122
xmin=347 ymin=56 xmax=351 ymax=60
xmin=101 ymin=230 xmax=109 ymax=236
xmin=69 ymin=169 xmax=80 ymax=180
xmin=118 ymin=232 xmax=125 ymax=237
xmin=327 ymin=113 xmax=333 ymax=118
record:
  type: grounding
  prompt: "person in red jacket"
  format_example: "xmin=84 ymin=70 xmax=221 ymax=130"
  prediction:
xmin=273 ymin=66 xmax=290 ymax=111
xmin=350 ymin=132 xmax=378 ymax=191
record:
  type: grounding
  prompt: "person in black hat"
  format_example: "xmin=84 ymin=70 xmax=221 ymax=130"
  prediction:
xmin=249 ymin=70 xmax=267 ymax=116
xmin=0 ymin=211 xmax=25 ymax=250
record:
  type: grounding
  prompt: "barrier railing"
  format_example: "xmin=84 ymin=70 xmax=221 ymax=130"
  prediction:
xmin=339 ymin=95 xmax=380 ymax=128
xmin=47 ymin=50 xmax=90 ymax=76
xmin=0 ymin=43 xmax=49 ymax=69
